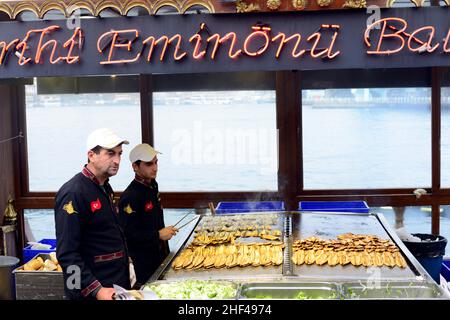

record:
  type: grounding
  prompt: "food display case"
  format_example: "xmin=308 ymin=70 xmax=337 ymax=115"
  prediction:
xmin=160 ymin=213 xmax=286 ymax=281
xmin=143 ymin=211 xmax=450 ymax=300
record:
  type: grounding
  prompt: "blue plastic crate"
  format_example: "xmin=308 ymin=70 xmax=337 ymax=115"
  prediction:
xmin=442 ymin=260 xmax=450 ymax=282
xmin=23 ymin=239 xmax=57 ymax=263
xmin=215 ymin=201 xmax=285 ymax=214
xmin=298 ymin=201 xmax=370 ymax=213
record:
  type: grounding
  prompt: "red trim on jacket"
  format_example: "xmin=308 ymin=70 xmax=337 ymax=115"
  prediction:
xmin=94 ymin=251 xmax=125 ymax=263
xmin=82 ymin=166 xmax=102 ymax=185
xmin=81 ymin=280 xmax=102 ymax=297
xmin=134 ymin=174 xmax=153 ymax=188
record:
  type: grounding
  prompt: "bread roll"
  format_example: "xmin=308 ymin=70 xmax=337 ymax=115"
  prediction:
xmin=50 ymin=252 xmax=58 ymax=264
xmin=43 ymin=259 xmax=57 ymax=271
xmin=24 ymin=257 xmax=44 ymax=271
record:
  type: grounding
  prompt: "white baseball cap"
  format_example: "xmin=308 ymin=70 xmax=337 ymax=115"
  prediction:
xmin=129 ymin=143 xmax=161 ymax=163
xmin=86 ymin=128 xmax=129 ymax=151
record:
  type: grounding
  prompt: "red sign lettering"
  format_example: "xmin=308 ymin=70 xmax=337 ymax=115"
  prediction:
xmin=0 ymin=39 xmax=19 ymax=65
xmin=207 ymin=32 xmax=242 ymax=59
xmin=272 ymin=33 xmax=304 ymax=59
xmin=365 ymin=18 xmax=447 ymax=55
xmin=143 ymin=34 xmax=187 ymax=62
xmin=243 ymin=26 xmax=271 ymax=57
xmin=97 ymin=29 xmax=140 ymax=64
xmin=365 ymin=18 xmax=407 ymax=55
xmin=0 ymin=18 xmax=446 ymax=70
xmin=444 ymin=29 xmax=450 ymax=53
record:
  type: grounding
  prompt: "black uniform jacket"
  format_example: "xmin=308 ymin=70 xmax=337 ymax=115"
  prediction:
xmin=119 ymin=176 xmax=169 ymax=285
xmin=54 ymin=166 xmax=130 ymax=300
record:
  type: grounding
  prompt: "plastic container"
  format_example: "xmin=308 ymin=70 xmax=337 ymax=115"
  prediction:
xmin=0 ymin=256 xmax=20 ymax=300
xmin=215 ymin=201 xmax=285 ymax=214
xmin=298 ymin=201 xmax=370 ymax=213
xmin=442 ymin=260 xmax=450 ymax=283
xmin=403 ymin=234 xmax=447 ymax=284
xmin=23 ymin=239 xmax=57 ymax=263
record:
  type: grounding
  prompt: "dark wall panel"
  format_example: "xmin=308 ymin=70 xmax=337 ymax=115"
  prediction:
xmin=0 ymin=86 xmax=16 ymax=223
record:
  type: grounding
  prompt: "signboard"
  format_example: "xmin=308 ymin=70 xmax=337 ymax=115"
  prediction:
xmin=0 ymin=7 xmax=448 ymax=78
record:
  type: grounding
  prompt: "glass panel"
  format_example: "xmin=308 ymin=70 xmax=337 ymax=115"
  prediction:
xmin=0 ymin=12 xmax=9 ymax=21
xmin=374 ymin=206 xmax=432 ymax=234
xmin=24 ymin=208 xmax=195 ymax=250
xmin=16 ymin=11 xmax=39 ymax=21
xmin=303 ymin=88 xmax=431 ymax=189
xmin=42 ymin=9 xmax=65 ymax=20
xmin=391 ymin=0 xmax=416 ymax=7
xmin=155 ymin=6 xmax=179 ymax=15
xmin=24 ymin=209 xmax=56 ymax=242
xmin=126 ymin=7 xmax=150 ymax=16
xmin=184 ymin=5 xmax=210 ymax=14
xmin=164 ymin=209 xmax=197 ymax=249
xmin=25 ymin=77 xmax=141 ymax=191
xmin=440 ymin=68 xmax=450 ymax=187
xmin=375 ymin=206 xmax=449 ymax=257
xmin=153 ymin=90 xmax=278 ymax=191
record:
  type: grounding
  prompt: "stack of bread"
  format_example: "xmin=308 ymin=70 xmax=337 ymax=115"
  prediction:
xmin=21 ymin=252 xmax=62 ymax=272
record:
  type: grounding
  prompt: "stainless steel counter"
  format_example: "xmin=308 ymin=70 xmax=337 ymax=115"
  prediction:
xmin=146 ymin=211 xmax=450 ymax=300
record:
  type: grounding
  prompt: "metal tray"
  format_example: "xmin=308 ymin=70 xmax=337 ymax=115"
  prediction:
xmin=194 ymin=212 xmax=285 ymax=240
xmin=142 ymin=279 xmax=239 ymax=300
xmin=162 ymin=212 xmax=286 ymax=281
xmin=238 ymin=281 xmax=340 ymax=300
xmin=340 ymin=281 xmax=447 ymax=300
xmin=289 ymin=212 xmax=418 ymax=281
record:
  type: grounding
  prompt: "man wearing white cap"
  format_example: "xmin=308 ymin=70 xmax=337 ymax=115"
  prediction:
xmin=119 ymin=143 xmax=178 ymax=285
xmin=55 ymin=128 xmax=131 ymax=300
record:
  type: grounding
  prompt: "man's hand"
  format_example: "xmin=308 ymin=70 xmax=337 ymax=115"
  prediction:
xmin=159 ymin=226 xmax=179 ymax=240
xmin=96 ymin=287 xmax=115 ymax=300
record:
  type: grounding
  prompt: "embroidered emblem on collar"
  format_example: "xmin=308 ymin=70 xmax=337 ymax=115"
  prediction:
xmin=145 ymin=201 xmax=154 ymax=212
xmin=91 ymin=198 xmax=102 ymax=212
xmin=124 ymin=204 xmax=135 ymax=215
xmin=63 ymin=201 xmax=77 ymax=215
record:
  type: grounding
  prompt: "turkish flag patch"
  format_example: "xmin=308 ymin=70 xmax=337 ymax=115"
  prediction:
xmin=91 ymin=198 xmax=102 ymax=212
xmin=145 ymin=201 xmax=153 ymax=212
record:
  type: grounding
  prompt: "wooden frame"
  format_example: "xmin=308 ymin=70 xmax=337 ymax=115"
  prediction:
xmin=140 ymin=74 xmax=154 ymax=145
xmin=10 ymin=67 xmax=450 ymax=253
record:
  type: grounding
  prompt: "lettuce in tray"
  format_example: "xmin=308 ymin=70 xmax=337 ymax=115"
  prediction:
xmin=143 ymin=280 xmax=238 ymax=299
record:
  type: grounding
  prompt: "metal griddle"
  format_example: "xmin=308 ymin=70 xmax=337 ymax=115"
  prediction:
xmin=288 ymin=212 xmax=419 ymax=281
xmin=149 ymin=211 xmax=435 ymax=285
xmin=154 ymin=212 xmax=286 ymax=281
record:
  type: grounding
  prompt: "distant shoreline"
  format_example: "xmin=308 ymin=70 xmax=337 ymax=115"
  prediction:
xmin=303 ymin=102 xmax=450 ymax=109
